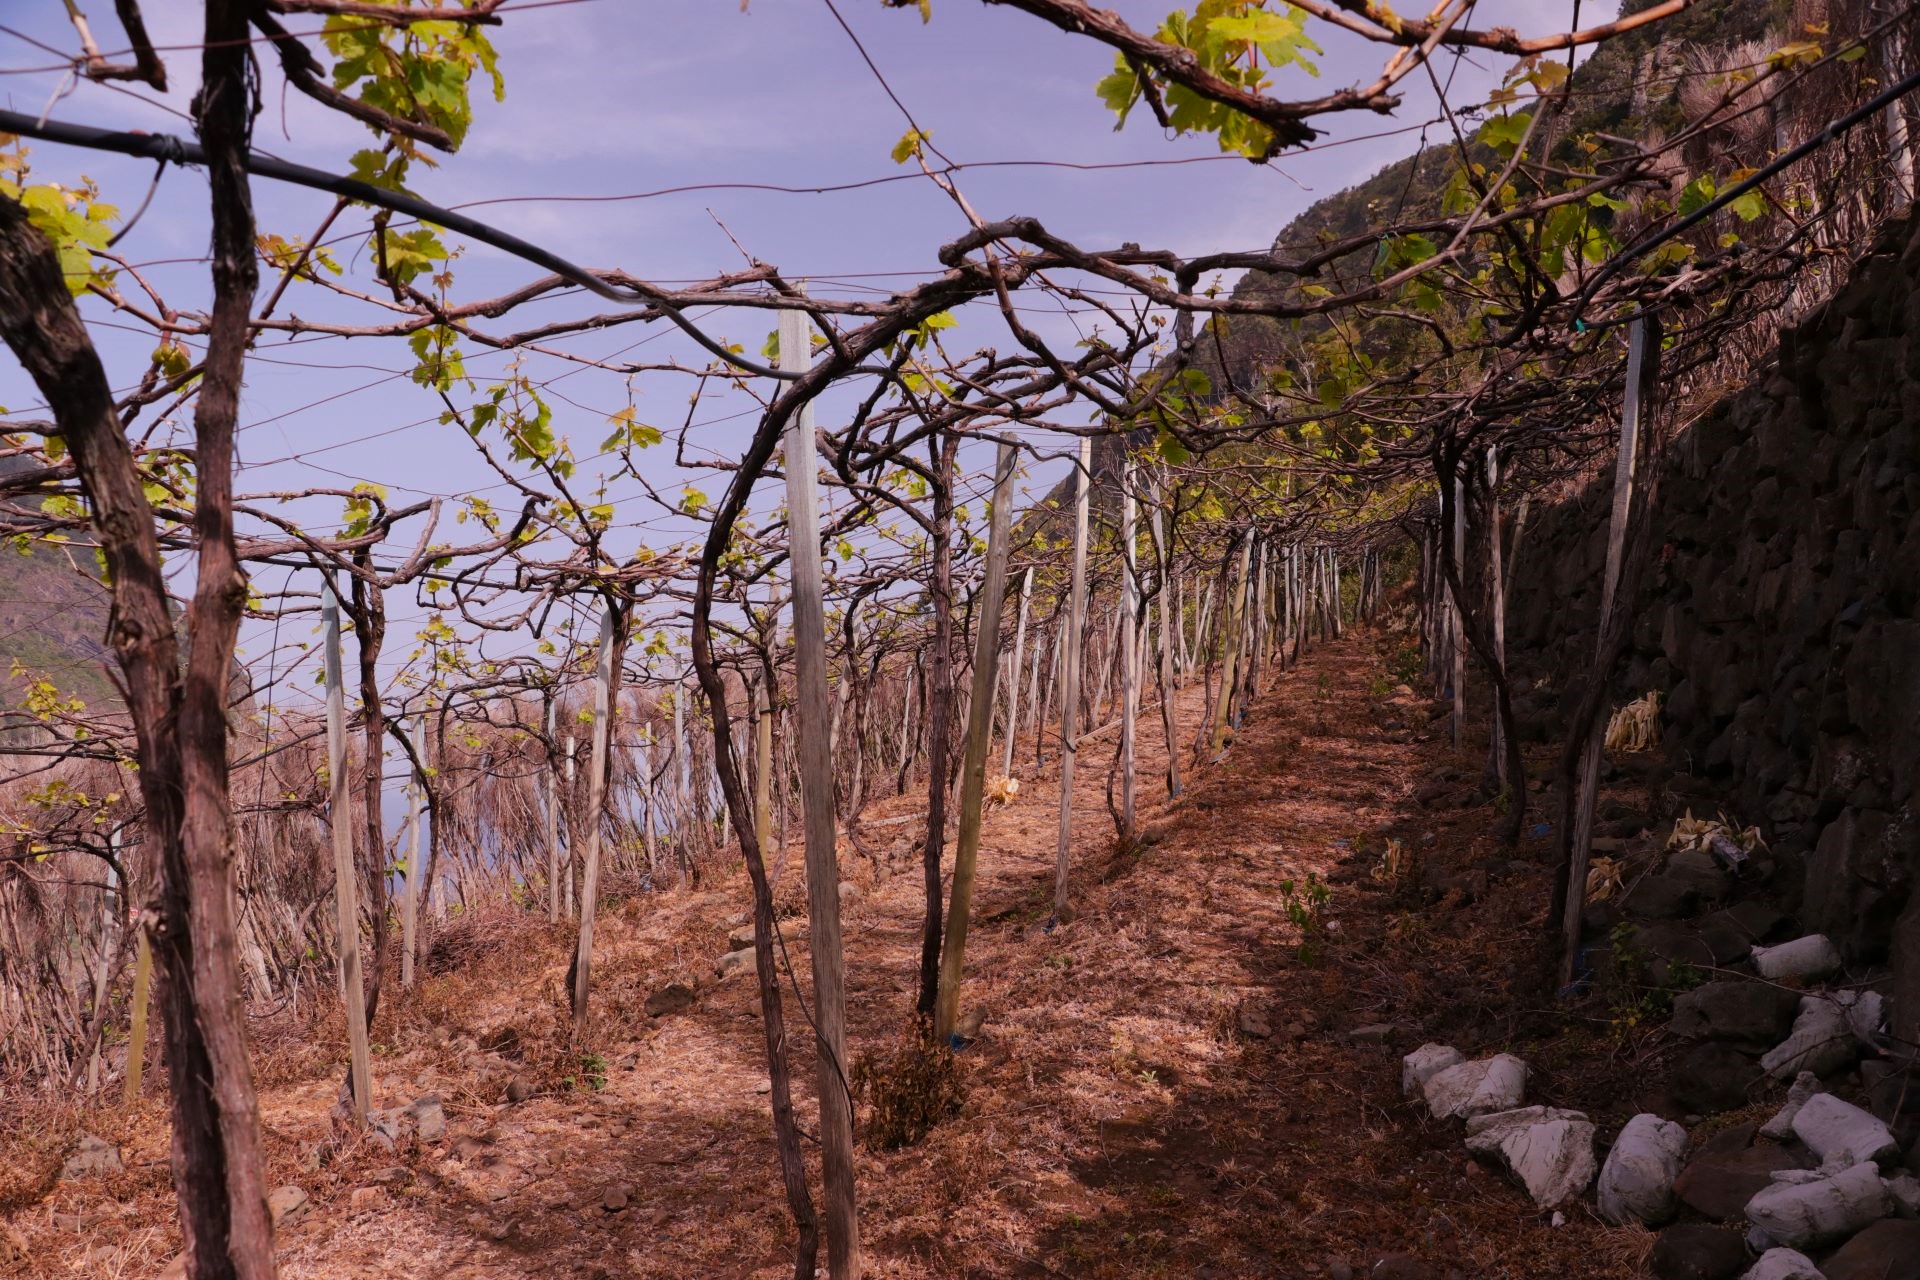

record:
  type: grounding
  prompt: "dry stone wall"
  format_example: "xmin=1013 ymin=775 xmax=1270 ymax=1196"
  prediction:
xmin=1505 ymin=213 xmax=1920 ymax=1051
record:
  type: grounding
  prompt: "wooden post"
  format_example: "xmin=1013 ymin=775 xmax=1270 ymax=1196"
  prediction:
xmin=1449 ymin=479 xmax=1467 ymax=748
xmin=780 ymin=305 xmax=860 ymax=1278
xmin=673 ymin=682 xmax=690 ymax=886
xmin=1000 ymin=566 xmax=1034 ymax=780
xmin=1208 ymin=537 xmax=1251 ymax=755
xmin=564 ymin=733 xmax=578 ymax=916
xmin=322 ymin=581 xmax=372 ymax=1126
xmin=1119 ymin=455 xmax=1138 ymax=837
xmin=754 ymin=676 xmax=775 ymax=857
xmin=571 ymin=603 xmax=620 ymax=1039
xmin=1485 ymin=449 xmax=1510 ymax=792
xmin=400 ymin=715 xmax=425 ymax=990
xmin=545 ymin=697 xmax=562 ymax=923
xmin=123 ymin=921 xmax=151 ymax=1104
xmin=1151 ymin=485 xmax=1182 ymax=797
xmin=935 ymin=440 xmax=1016 ymax=1041
xmin=1052 ymin=436 xmax=1092 ymax=920
xmin=1561 ymin=315 xmax=1656 ymax=986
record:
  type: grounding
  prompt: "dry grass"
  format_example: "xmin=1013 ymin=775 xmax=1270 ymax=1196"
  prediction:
xmin=5 ymin=630 xmax=1696 ymax=1278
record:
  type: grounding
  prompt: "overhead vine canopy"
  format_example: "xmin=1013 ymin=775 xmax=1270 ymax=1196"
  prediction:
xmin=0 ymin=0 xmax=1914 ymax=1276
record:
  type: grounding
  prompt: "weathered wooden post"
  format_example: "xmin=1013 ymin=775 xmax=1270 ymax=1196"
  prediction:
xmin=323 ymin=581 xmax=372 ymax=1126
xmin=936 ymin=439 xmax=1017 ymax=1041
xmin=400 ymin=715 xmax=425 ymax=989
xmin=1000 ymin=566 xmax=1034 ymax=779
xmin=1052 ymin=436 xmax=1092 ymax=919
xmin=1119 ymin=455 xmax=1138 ymax=836
xmin=1561 ymin=315 xmax=1658 ymax=987
xmin=780 ymin=305 xmax=861 ymax=1278
xmin=570 ymin=603 xmax=619 ymax=1039
xmin=545 ymin=696 xmax=562 ymax=923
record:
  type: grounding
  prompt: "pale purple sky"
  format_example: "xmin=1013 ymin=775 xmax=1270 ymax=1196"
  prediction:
xmin=0 ymin=0 xmax=1615 ymax=699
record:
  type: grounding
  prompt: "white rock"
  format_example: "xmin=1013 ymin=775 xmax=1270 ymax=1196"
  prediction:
xmin=1791 ymin=1093 xmax=1898 ymax=1170
xmin=409 ymin=1096 xmax=447 ymax=1143
xmin=1884 ymin=1171 xmax=1920 ymax=1217
xmin=1597 ymin=1113 xmax=1688 ymax=1225
xmin=1464 ymin=1105 xmax=1596 ymax=1208
xmin=60 ymin=1135 xmax=123 ymax=1179
xmin=1842 ymin=989 xmax=1885 ymax=1044
xmin=1744 ymin=1162 xmax=1893 ymax=1248
xmin=1402 ymin=1043 xmax=1465 ymax=1098
xmin=268 ymin=1185 xmax=310 ymax=1227
xmin=1762 ymin=996 xmax=1856 ymax=1080
xmin=1760 ymin=1071 xmax=1822 ymax=1140
xmin=1751 ymin=935 xmax=1842 ymax=983
xmin=1422 ymin=1053 xmax=1528 ymax=1120
xmin=1740 ymin=1248 xmax=1824 ymax=1280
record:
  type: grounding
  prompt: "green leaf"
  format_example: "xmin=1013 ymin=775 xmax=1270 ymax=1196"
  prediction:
xmin=890 ymin=128 xmax=932 ymax=165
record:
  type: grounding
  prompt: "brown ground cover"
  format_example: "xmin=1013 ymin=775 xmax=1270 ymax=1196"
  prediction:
xmin=4 ymin=627 xmax=1662 ymax=1279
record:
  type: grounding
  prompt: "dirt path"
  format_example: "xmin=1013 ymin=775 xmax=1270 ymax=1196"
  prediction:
xmin=17 ymin=629 xmax=1641 ymax=1280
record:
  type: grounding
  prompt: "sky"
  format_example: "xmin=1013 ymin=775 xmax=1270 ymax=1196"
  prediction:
xmin=0 ymin=0 xmax=1618 ymax=715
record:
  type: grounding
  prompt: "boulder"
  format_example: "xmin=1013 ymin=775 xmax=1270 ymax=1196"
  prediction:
xmin=1752 ymin=936 xmax=1842 ymax=984
xmin=1760 ymin=1072 xmax=1824 ymax=1141
xmin=1743 ymin=1162 xmax=1893 ymax=1248
xmin=1673 ymin=982 xmax=1803 ymax=1046
xmin=1634 ymin=923 xmax=1722 ymax=984
xmin=1820 ymin=1218 xmax=1920 ymax=1280
xmin=1650 ymin=1224 xmax=1749 ymax=1280
xmin=1885 ymin=1171 xmax=1920 ymax=1216
xmin=1674 ymin=1041 xmax=1767 ymax=1113
xmin=1676 ymin=1124 xmax=1812 ymax=1222
xmin=714 ymin=948 xmax=753 ymax=981
xmin=644 ymin=982 xmax=695 ymax=1018
xmin=1791 ymin=1094 xmax=1899 ymax=1169
xmin=59 ymin=1134 xmax=122 ymax=1179
xmin=1842 ymin=990 xmax=1886 ymax=1045
xmin=1705 ymin=901 xmax=1789 ymax=947
xmin=1423 ymin=1053 xmax=1528 ymax=1120
xmin=409 ymin=1096 xmax=447 ymax=1144
xmin=1238 ymin=1005 xmax=1273 ymax=1040
xmin=1464 ymin=1105 xmax=1597 ymax=1208
xmin=1401 ymin=1043 xmax=1464 ymax=1098
xmin=268 ymin=1185 xmax=309 ymax=1227
xmin=1599 ymin=1113 xmax=1690 ymax=1225
xmin=1762 ymin=997 xmax=1859 ymax=1080
xmin=1740 ymin=1249 xmax=1824 ymax=1280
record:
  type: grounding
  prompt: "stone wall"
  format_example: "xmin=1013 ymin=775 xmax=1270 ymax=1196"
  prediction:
xmin=1505 ymin=213 xmax=1920 ymax=1047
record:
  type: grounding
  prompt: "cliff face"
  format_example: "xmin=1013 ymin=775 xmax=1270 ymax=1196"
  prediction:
xmin=0 ymin=456 xmax=118 ymax=720
xmin=1504 ymin=211 xmax=1920 ymax=1046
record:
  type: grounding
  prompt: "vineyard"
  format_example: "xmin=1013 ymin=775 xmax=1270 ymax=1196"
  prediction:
xmin=2 ymin=2 xmax=1919 ymax=1278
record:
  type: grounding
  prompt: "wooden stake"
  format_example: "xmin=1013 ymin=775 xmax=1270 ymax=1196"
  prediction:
xmin=1562 ymin=315 xmax=1656 ymax=987
xmin=1150 ymin=479 xmax=1182 ymax=796
xmin=935 ymin=440 xmax=1016 ymax=1041
xmin=323 ymin=581 xmax=372 ymax=1126
xmin=400 ymin=715 xmax=425 ymax=990
xmin=1449 ymin=480 xmax=1467 ymax=747
xmin=545 ymin=697 xmax=562 ymax=923
xmin=780 ymin=305 xmax=861 ymax=1278
xmin=1001 ymin=566 xmax=1034 ymax=780
xmin=1119 ymin=455 xmax=1138 ymax=837
xmin=754 ymin=676 xmax=775 ymax=857
xmin=1052 ymin=436 xmax=1092 ymax=919
xmin=122 ymin=922 xmax=150 ymax=1104
xmin=571 ymin=603 xmax=619 ymax=1039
